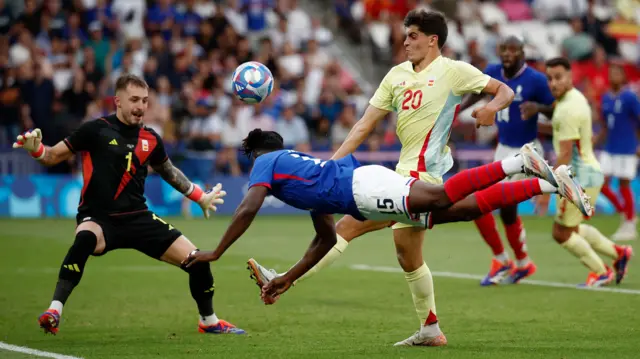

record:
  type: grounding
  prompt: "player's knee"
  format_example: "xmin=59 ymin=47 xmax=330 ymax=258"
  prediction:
xmin=499 ymin=206 xmax=518 ymax=225
xmin=335 ymin=216 xmax=362 ymax=242
xmin=74 ymin=230 xmax=99 ymax=254
xmin=620 ymin=179 xmax=631 ymax=188
xmin=182 ymin=260 xmax=212 ymax=275
xmin=552 ymin=223 xmax=572 ymax=244
xmin=433 ymin=188 xmax=454 ymax=210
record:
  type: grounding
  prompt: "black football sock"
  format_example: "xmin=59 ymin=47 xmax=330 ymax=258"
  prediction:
xmin=52 ymin=230 xmax=97 ymax=305
xmin=183 ymin=262 xmax=215 ymax=318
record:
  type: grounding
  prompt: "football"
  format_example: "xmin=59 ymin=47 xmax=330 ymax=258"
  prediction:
xmin=231 ymin=61 xmax=274 ymax=104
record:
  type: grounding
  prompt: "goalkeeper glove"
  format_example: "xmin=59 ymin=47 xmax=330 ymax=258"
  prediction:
xmin=186 ymin=183 xmax=226 ymax=219
xmin=13 ymin=129 xmax=46 ymax=160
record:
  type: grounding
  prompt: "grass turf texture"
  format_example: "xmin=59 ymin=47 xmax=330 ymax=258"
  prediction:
xmin=0 ymin=216 xmax=638 ymax=359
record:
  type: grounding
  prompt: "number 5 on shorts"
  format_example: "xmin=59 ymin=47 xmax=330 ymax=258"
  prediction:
xmin=377 ymin=198 xmax=397 ymax=214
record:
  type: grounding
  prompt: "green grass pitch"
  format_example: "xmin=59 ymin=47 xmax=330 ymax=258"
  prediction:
xmin=0 ymin=216 xmax=638 ymax=359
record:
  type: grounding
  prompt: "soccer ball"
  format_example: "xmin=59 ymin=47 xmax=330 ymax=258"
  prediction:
xmin=231 ymin=61 xmax=274 ymax=104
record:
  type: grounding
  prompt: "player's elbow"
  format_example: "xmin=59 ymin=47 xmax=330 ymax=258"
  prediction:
xmin=502 ymin=84 xmax=515 ymax=103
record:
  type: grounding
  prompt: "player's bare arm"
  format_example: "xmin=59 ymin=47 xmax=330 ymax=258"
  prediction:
xmin=459 ymin=92 xmax=487 ymax=113
xmin=12 ymin=129 xmax=74 ymax=167
xmin=182 ymin=186 xmax=268 ymax=267
xmin=520 ymin=101 xmax=555 ymax=119
xmin=330 ymin=105 xmax=389 ymax=160
xmin=151 ymin=158 xmax=193 ymax=194
xmin=151 ymin=157 xmax=226 ymax=219
xmin=262 ymin=213 xmax=337 ymax=299
xmin=472 ymin=78 xmax=515 ymax=128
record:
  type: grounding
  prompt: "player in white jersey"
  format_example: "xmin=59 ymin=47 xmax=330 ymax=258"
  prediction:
xmin=248 ymin=9 xmax=516 ymax=346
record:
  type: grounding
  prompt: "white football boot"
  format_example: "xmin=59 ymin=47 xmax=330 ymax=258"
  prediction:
xmin=554 ymin=165 xmax=594 ymax=217
xmin=520 ymin=143 xmax=558 ymax=186
xmin=394 ymin=330 xmax=448 ymax=347
xmin=247 ymin=258 xmax=278 ymax=288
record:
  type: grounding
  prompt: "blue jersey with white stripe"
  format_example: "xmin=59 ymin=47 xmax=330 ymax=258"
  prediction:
xmin=484 ymin=64 xmax=555 ymax=147
xmin=602 ymin=88 xmax=640 ymax=155
xmin=248 ymin=150 xmax=365 ymax=219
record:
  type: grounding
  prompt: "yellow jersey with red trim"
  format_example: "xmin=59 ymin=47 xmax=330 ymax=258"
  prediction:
xmin=370 ymin=56 xmax=490 ymax=178
xmin=551 ymin=88 xmax=603 ymax=187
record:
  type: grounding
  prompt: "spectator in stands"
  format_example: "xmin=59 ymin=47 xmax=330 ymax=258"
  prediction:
xmin=86 ymin=21 xmax=110 ymax=73
xmin=318 ymin=88 xmax=344 ymax=124
xmin=311 ymin=116 xmax=332 ymax=150
xmin=251 ymin=103 xmax=276 ymax=131
xmin=218 ymin=100 xmax=251 ymax=176
xmin=331 ymin=105 xmax=356 ymax=151
xmin=562 ymin=17 xmax=595 ymax=61
xmin=582 ymin=0 xmax=618 ymax=56
xmin=276 ymin=105 xmax=310 ymax=151
xmin=61 ymin=69 xmax=92 ymax=124
xmin=0 ymin=50 xmax=22 ymax=147
xmin=0 ymin=0 xmax=15 ymax=36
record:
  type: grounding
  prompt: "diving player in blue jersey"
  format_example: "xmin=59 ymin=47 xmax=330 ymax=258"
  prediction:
xmin=459 ymin=36 xmax=556 ymax=286
xmin=596 ymin=64 xmax=640 ymax=241
xmin=182 ymin=129 xmax=591 ymax=308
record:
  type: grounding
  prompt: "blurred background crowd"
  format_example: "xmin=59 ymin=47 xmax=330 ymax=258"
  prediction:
xmin=1 ymin=0 xmax=639 ymax=179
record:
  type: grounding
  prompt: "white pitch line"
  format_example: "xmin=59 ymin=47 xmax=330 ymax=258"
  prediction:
xmin=350 ymin=264 xmax=640 ymax=295
xmin=0 ymin=342 xmax=83 ymax=359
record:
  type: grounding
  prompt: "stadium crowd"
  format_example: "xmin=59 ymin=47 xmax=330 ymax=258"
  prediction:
xmin=1 ymin=0 xmax=640 ymax=177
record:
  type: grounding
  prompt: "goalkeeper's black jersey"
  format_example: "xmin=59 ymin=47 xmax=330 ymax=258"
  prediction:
xmin=64 ymin=114 xmax=168 ymax=216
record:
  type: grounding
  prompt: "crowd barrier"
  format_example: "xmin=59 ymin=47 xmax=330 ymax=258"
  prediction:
xmin=0 ymin=174 xmax=634 ymax=218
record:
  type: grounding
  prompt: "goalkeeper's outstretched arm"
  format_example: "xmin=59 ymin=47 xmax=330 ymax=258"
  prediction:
xmin=13 ymin=129 xmax=74 ymax=167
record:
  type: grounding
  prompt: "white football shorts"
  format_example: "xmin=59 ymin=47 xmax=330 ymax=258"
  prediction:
xmin=599 ymin=151 xmax=638 ymax=180
xmin=351 ymin=165 xmax=426 ymax=226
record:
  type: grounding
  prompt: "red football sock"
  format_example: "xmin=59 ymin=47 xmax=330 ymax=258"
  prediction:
xmin=601 ymin=183 xmax=624 ymax=213
xmin=474 ymin=213 xmax=504 ymax=256
xmin=504 ymin=216 xmax=528 ymax=260
xmin=475 ymin=179 xmax=542 ymax=214
xmin=620 ymin=184 xmax=635 ymax=221
xmin=444 ymin=162 xmax=506 ymax=203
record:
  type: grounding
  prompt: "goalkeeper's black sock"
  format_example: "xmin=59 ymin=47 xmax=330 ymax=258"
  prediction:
xmin=183 ymin=262 xmax=215 ymax=319
xmin=52 ymin=230 xmax=97 ymax=305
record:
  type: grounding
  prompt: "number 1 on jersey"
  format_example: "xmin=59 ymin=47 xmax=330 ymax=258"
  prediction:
xmin=125 ymin=152 xmax=133 ymax=172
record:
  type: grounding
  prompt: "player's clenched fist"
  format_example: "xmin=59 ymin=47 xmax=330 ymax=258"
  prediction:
xmin=472 ymin=105 xmax=498 ymax=128
xmin=13 ymin=128 xmax=46 ymax=160
xmin=186 ymin=183 xmax=226 ymax=219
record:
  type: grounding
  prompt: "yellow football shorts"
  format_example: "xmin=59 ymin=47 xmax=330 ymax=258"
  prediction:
xmin=391 ymin=168 xmax=443 ymax=230
xmin=554 ymin=185 xmax=601 ymax=228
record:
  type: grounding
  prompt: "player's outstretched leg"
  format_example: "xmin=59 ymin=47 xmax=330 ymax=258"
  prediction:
xmin=424 ymin=143 xmax=556 ymax=213
xmin=425 ymin=165 xmax=593 ymax=229
xmin=39 ymin=226 xmax=102 ymax=335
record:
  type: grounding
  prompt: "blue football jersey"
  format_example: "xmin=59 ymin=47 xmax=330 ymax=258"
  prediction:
xmin=602 ymin=88 xmax=640 ymax=155
xmin=248 ymin=150 xmax=365 ymax=220
xmin=484 ymin=64 xmax=555 ymax=147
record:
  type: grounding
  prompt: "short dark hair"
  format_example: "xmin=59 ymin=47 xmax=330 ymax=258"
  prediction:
xmin=403 ymin=9 xmax=448 ymax=49
xmin=242 ymin=128 xmax=284 ymax=158
xmin=545 ymin=57 xmax=571 ymax=70
xmin=115 ymin=74 xmax=149 ymax=92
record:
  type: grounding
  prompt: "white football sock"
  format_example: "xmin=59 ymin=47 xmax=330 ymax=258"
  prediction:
xmin=49 ymin=300 xmax=63 ymax=315
xmin=201 ymin=313 xmax=219 ymax=326
xmin=501 ymin=156 xmax=524 ymax=175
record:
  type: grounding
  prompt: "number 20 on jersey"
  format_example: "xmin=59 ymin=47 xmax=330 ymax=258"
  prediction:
xmin=401 ymin=89 xmax=423 ymax=110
